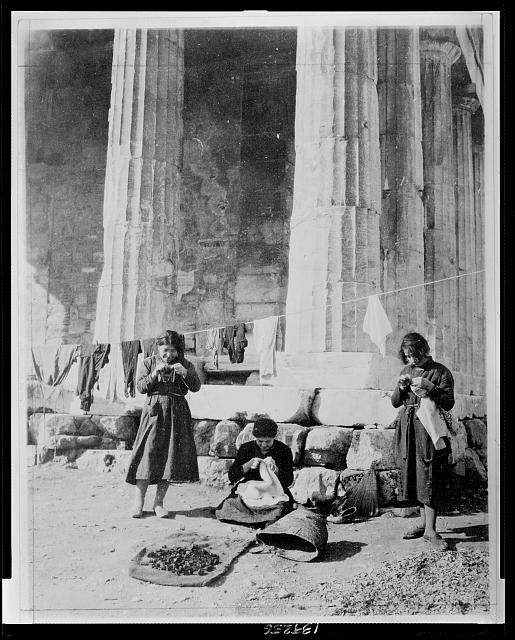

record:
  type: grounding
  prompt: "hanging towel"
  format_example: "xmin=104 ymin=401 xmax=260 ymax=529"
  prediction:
xmin=140 ymin=338 xmax=157 ymax=359
xmin=205 ymin=328 xmax=223 ymax=368
xmin=121 ymin=340 xmax=142 ymax=398
xmin=234 ymin=323 xmax=248 ymax=364
xmin=76 ymin=344 xmax=110 ymax=412
xmin=31 ymin=344 xmax=80 ymax=387
xmin=416 ymin=397 xmax=451 ymax=450
xmin=253 ymin=316 xmax=279 ymax=383
xmin=362 ymin=294 xmax=393 ymax=356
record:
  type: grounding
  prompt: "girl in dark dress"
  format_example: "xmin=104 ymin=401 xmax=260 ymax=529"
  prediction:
xmin=391 ymin=332 xmax=455 ymax=551
xmin=126 ymin=330 xmax=201 ymax=518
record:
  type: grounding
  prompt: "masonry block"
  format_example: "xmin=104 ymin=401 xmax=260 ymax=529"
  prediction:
xmin=311 ymin=389 xmax=398 ymax=426
xmin=192 ymin=420 xmax=218 ymax=456
xmin=209 ymin=420 xmax=242 ymax=458
xmin=197 ymin=456 xmax=232 ymax=489
xmin=303 ymin=427 xmax=354 ymax=469
xmin=290 ymin=467 xmax=340 ymax=505
xmin=345 ymin=429 xmax=397 ymax=470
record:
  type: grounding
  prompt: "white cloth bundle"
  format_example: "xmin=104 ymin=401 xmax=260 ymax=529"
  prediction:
xmin=236 ymin=460 xmax=289 ymax=507
xmin=416 ymin=397 xmax=451 ymax=450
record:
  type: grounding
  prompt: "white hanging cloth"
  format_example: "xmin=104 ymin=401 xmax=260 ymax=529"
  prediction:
xmin=252 ymin=316 xmax=279 ymax=383
xmin=362 ymin=294 xmax=392 ymax=356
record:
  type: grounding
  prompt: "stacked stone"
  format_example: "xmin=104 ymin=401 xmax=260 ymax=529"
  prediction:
xmin=462 ymin=418 xmax=488 ymax=485
xmin=27 ymin=412 xmax=140 ymax=464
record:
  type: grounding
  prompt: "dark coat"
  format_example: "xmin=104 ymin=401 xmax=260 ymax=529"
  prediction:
xmin=391 ymin=356 xmax=455 ymax=507
xmin=125 ymin=355 xmax=201 ymax=485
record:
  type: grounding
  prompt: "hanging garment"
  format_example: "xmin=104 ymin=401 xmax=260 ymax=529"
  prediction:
xmin=76 ymin=344 xmax=110 ymax=412
xmin=233 ymin=323 xmax=248 ymax=364
xmin=362 ymin=294 xmax=392 ymax=356
xmin=31 ymin=344 xmax=80 ymax=387
xmin=223 ymin=325 xmax=237 ymax=363
xmin=205 ymin=328 xmax=223 ymax=368
xmin=121 ymin=340 xmax=142 ymax=398
xmin=140 ymin=338 xmax=157 ymax=359
xmin=104 ymin=342 xmax=123 ymax=402
xmin=253 ymin=316 xmax=279 ymax=383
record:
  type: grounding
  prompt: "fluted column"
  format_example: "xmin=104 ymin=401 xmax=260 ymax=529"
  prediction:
xmin=420 ymin=35 xmax=461 ymax=366
xmin=472 ymin=142 xmax=485 ymax=388
xmin=453 ymin=87 xmax=480 ymax=391
xmin=94 ymin=29 xmax=184 ymax=343
xmin=285 ymin=27 xmax=381 ymax=353
xmin=378 ymin=28 xmax=426 ymax=352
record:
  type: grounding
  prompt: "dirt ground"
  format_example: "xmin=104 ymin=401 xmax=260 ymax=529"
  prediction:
xmin=24 ymin=463 xmax=490 ymax=623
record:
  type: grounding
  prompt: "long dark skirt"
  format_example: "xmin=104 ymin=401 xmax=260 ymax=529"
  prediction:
xmin=125 ymin=394 xmax=199 ymax=485
xmin=215 ymin=493 xmax=293 ymax=527
xmin=395 ymin=407 xmax=450 ymax=508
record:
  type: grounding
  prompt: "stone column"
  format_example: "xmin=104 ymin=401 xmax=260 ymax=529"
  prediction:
xmin=378 ymin=27 xmax=426 ymax=352
xmin=285 ymin=27 xmax=381 ymax=354
xmin=94 ymin=29 xmax=184 ymax=343
xmin=472 ymin=142 xmax=485 ymax=388
xmin=453 ymin=86 xmax=480 ymax=392
xmin=420 ymin=34 xmax=461 ymax=367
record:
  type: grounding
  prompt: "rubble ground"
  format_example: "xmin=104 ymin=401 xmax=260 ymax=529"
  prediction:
xmin=26 ymin=464 xmax=490 ymax=623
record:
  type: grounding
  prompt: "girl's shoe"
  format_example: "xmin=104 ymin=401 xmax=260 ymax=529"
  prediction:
xmin=402 ymin=525 xmax=425 ymax=539
xmin=154 ymin=506 xmax=169 ymax=518
xmin=130 ymin=505 xmax=143 ymax=518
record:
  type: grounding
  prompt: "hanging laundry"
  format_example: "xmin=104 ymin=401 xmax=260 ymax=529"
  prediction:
xmin=140 ymin=338 xmax=157 ymax=359
xmin=362 ymin=294 xmax=393 ymax=357
xmin=121 ymin=340 xmax=142 ymax=398
xmin=233 ymin=323 xmax=248 ymax=364
xmin=205 ymin=328 xmax=223 ymax=368
xmin=31 ymin=344 xmax=80 ymax=400
xmin=253 ymin=316 xmax=279 ymax=383
xmin=222 ymin=325 xmax=237 ymax=363
xmin=104 ymin=342 xmax=123 ymax=402
xmin=76 ymin=344 xmax=110 ymax=412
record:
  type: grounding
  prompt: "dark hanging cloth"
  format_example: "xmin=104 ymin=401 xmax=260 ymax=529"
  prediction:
xmin=76 ymin=344 xmax=110 ymax=412
xmin=233 ymin=323 xmax=248 ymax=364
xmin=222 ymin=326 xmax=237 ymax=363
xmin=121 ymin=340 xmax=142 ymax=398
xmin=140 ymin=338 xmax=157 ymax=359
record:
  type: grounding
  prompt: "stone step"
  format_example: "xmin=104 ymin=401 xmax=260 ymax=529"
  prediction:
xmin=311 ymin=389 xmax=399 ymax=427
xmin=186 ymin=386 xmax=315 ymax=425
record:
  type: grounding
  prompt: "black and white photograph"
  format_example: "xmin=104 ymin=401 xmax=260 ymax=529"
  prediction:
xmin=8 ymin=10 xmax=502 ymax=626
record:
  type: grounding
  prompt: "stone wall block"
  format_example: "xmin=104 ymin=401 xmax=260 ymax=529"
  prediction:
xmin=197 ymin=456 xmax=233 ymax=489
xmin=463 ymin=418 xmax=487 ymax=450
xmin=28 ymin=413 xmax=77 ymax=444
xmin=449 ymin=420 xmax=468 ymax=464
xmin=345 ymin=429 xmax=397 ymax=470
xmin=75 ymin=435 xmax=102 ymax=448
xmin=98 ymin=415 xmax=138 ymax=440
xmin=50 ymin=435 xmax=77 ymax=450
xmin=290 ymin=467 xmax=340 ymax=505
xmin=311 ymin=389 xmax=399 ymax=426
xmin=303 ymin=426 xmax=354 ymax=469
xmin=192 ymin=419 xmax=218 ymax=456
xmin=75 ymin=449 xmax=133 ymax=473
xmin=209 ymin=420 xmax=242 ymax=458
xmin=464 ymin=447 xmax=488 ymax=485
xmin=75 ymin=416 xmax=104 ymax=437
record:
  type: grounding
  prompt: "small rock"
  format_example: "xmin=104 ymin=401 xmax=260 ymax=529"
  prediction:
xmin=278 ymin=590 xmax=294 ymax=599
xmin=109 ymin=548 xmax=115 ymax=552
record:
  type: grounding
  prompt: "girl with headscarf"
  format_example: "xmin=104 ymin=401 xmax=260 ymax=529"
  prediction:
xmin=125 ymin=330 xmax=201 ymax=518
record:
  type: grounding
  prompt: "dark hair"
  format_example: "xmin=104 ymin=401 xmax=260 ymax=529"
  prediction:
xmin=252 ymin=418 xmax=278 ymax=438
xmin=156 ymin=330 xmax=185 ymax=358
xmin=398 ymin=332 xmax=430 ymax=364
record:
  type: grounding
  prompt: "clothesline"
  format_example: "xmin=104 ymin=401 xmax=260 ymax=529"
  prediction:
xmin=30 ymin=268 xmax=485 ymax=346
xmin=182 ymin=268 xmax=486 ymax=335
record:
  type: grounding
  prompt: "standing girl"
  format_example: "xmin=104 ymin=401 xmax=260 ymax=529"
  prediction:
xmin=391 ymin=332 xmax=455 ymax=550
xmin=126 ymin=330 xmax=201 ymax=518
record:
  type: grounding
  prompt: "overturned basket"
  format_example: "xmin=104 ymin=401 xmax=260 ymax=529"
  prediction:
xmin=255 ymin=506 xmax=328 ymax=562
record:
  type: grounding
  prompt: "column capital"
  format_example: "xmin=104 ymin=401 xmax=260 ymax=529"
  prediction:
xmin=420 ymin=39 xmax=461 ymax=65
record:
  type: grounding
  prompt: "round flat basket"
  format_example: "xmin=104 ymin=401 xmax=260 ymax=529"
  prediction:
xmin=255 ymin=506 xmax=328 ymax=562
